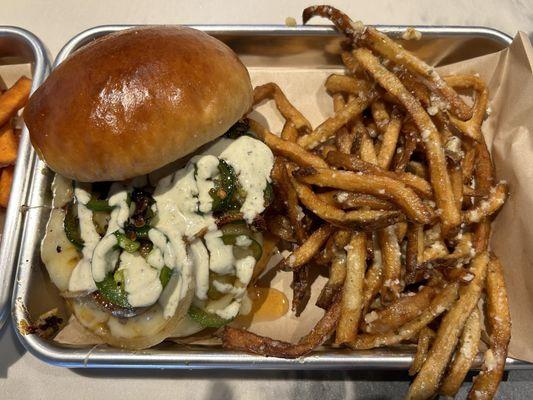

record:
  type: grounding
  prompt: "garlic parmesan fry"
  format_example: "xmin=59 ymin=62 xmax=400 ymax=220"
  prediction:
xmin=467 ymin=255 xmax=511 ymax=400
xmin=463 ymin=182 xmax=508 ymax=224
xmin=297 ymin=90 xmax=376 ymax=149
xmin=294 ymin=167 xmax=432 ymax=224
xmin=353 ymin=47 xmax=460 ymax=236
xmin=363 ymin=286 xmax=436 ymax=334
xmin=407 ymin=252 xmax=489 ymax=400
xmin=325 ymin=151 xmax=433 ymax=198
xmin=409 ymin=327 xmax=435 ymax=376
xmin=440 ymin=308 xmax=481 ymax=397
xmin=348 ymin=282 xmax=458 ymax=350
xmin=253 ymin=82 xmax=311 ymax=133
xmin=335 ymin=232 xmax=366 ymax=344
xmin=277 ymin=224 xmax=334 ymax=272
xmin=302 ymin=6 xmax=472 ymax=120
xmin=249 ymin=119 xmax=328 ymax=169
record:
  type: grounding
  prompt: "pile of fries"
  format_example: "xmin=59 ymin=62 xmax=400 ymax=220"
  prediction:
xmin=220 ymin=6 xmax=511 ymax=399
xmin=0 ymin=75 xmax=31 ymax=207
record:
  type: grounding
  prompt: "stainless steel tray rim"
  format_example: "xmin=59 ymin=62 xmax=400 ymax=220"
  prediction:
xmin=0 ymin=25 xmax=50 ymax=330
xmin=55 ymin=23 xmax=512 ymax=68
xmin=13 ymin=23 xmax=525 ymax=370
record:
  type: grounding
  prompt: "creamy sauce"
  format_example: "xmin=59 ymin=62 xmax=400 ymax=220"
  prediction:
xmin=119 ymin=252 xmax=162 ymax=307
xmin=68 ymin=187 xmax=100 ymax=292
xmin=220 ymin=136 xmax=274 ymax=223
xmin=64 ymin=136 xmax=273 ymax=322
xmin=91 ymin=184 xmax=130 ymax=283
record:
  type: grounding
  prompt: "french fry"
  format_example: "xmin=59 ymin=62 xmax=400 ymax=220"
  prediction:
xmin=363 ymin=286 xmax=436 ymax=334
xmin=277 ymin=224 xmax=334 ymax=272
xmin=335 ymin=232 xmax=366 ymax=344
xmin=0 ymin=76 xmax=32 ymax=127
xmin=348 ymin=282 xmax=458 ymax=350
xmin=0 ymin=165 xmax=14 ymax=207
xmin=297 ymin=90 xmax=376 ymax=149
xmin=360 ymin=245 xmax=383 ymax=316
xmin=293 ymin=167 xmax=432 ymax=224
xmin=281 ymin=120 xmax=299 ymax=142
xmin=393 ymin=119 xmax=419 ymax=172
xmin=446 ymin=75 xmax=488 ymax=142
xmin=407 ymin=252 xmax=489 ymax=400
xmin=316 ymin=252 xmax=347 ymax=309
xmin=353 ymin=47 xmax=460 ymax=236
xmin=405 ymin=223 xmax=424 ymax=277
xmin=378 ymin=225 xmax=402 ymax=303
xmin=325 ymin=74 xmax=372 ymax=96
xmin=302 ymin=6 xmax=472 ymax=121
xmin=289 ymin=167 xmax=404 ymax=229
xmin=249 ymin=119 xmax=328 ymax=169
xmin=278 ymin=159 xmax=307 ymax=243
xmin=377 ymin=108 xmax=402 ymax=169
xmin=317 ymin=190 xmax=397 ymax=211
xmin=326 ymin=150 xmax=433 ymax=198
xmin=332 ymin=94 xmax=355 ymax=154
xmin=440 ymin=308 xmax=481 ymax=397
xmin=462 ymin=145 xmax=477 ymax=184
xmin=220 ymin=297 xmax=341 ymax=358
xmin=0 ymin=124 xmax=18 ymax=167
xmin=449 ymin=162 xmax=464 ymax=211
xmin=409 ymin=327 xmax=435 ymax=376
xmin=253 ymin=82 xmax=311 ymax=133
xmin=356 ymin=118 xmax=378 ymax=164
xmin=467 ymin=255 xmax=511 ymax=400
xmin=291 ymin=264 xmax=311 ymax=316
xmin=463 ymin=182 xmax=508 ymax=224
xmin=370 ymin=100 xmax=390 ymax=134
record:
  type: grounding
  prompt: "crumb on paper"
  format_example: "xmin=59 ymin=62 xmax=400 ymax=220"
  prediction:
xmin=402 ymin=27 xmax=422 ymax=41
xmin=285 ymin=17 xmax=297 ymax=27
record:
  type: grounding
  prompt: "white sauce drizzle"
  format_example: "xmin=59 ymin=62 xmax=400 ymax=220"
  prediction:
xmin=220 ymin=136 xmax=274 ymax=223
xmin=65 ymin=136 xmax=273 ymax=321
xmin=119 ymin=252 xmax=162 ymax=307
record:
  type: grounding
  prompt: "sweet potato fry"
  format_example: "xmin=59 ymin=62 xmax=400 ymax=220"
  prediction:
xmin=0 ymin=165 xmax=14 ymax=207
xmin=0 ymin=124 xmax=18 ymax=167
xmin=0 ymin=76 xmax=31 ymax=127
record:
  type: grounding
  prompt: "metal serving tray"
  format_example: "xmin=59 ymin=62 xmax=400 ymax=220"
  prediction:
xmin=0 ymin=27 xmax=49 ymax=330
xmin=11 ymin=24 xmax=528 ymax=369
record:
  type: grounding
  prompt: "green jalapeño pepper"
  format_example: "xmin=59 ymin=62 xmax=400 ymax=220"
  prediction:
xmin=86 ymin=197 xmax=114 ymax=212
xmin=220 ymin=222 xmax=263 ymax=261
xmin=209 ymin=160 xmax=238 ymax=212
xmin=96 ymin=271 xmax=131 ymax=309
xmin=187 ymin=305 xmax=232 ymax=328
xmin=159 ymin=266 xmax=173 ymax=288
xmin=113 ymin=231 xmax=141 ymax=253
xmin=263 ymin=182 xmax=274 ymax=208
xmin=64 ymin=201 xmax=83 ymax=250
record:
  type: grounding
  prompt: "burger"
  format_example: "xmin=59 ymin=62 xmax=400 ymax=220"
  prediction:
xmin=23 ymin=26 xmax=274 ymax=349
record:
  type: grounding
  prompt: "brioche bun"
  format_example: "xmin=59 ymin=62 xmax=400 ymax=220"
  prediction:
xmin=24 ymin=26 xmax=252 ymax=182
